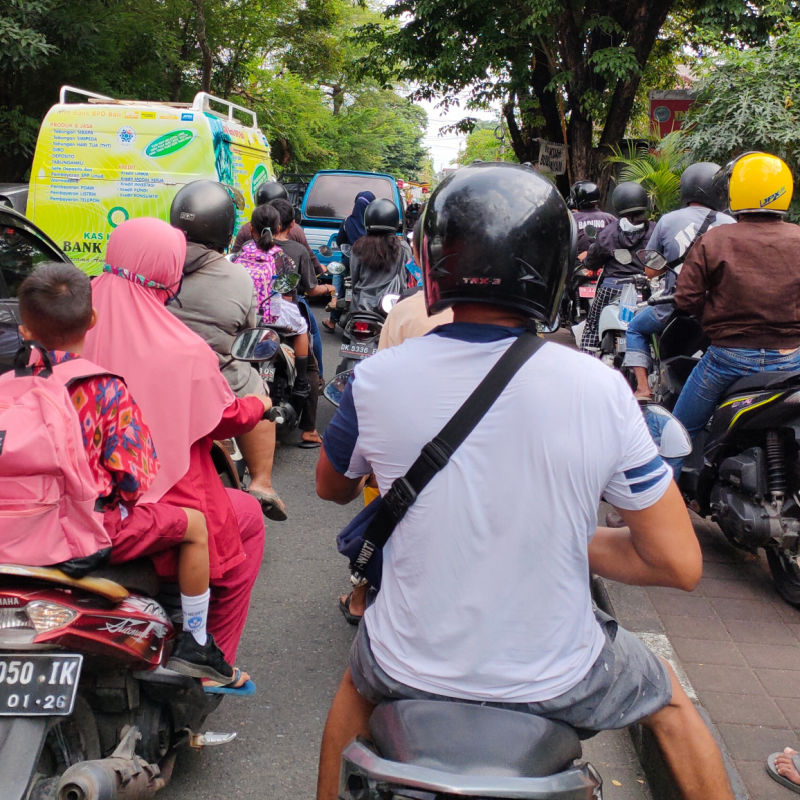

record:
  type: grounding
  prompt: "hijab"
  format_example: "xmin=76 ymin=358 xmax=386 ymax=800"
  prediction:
xmin=343 ymin=191 xmax=376 ymax=244
xmin=83 ymin=217 xmax=234 ymax=502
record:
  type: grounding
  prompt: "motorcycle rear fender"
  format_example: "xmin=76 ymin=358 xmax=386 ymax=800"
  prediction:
xmin=0 ymin=716 xmax=50 ymax=800
xmin=598 ymin=303 xmax=626 ymax=337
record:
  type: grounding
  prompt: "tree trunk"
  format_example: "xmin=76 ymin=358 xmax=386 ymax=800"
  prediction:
xmin=190 ymin=0 xmax=213 ymax=93
xmin=331 ymin=84 xmax=343 ymax=115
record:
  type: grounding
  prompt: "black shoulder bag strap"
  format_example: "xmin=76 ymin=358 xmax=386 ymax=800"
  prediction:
xmin=350 ymin=327 xmax=545 ymax=584
xmin=665 ymin=210 xmax=717 ymax=270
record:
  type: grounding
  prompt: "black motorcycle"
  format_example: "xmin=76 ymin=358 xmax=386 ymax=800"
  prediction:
xmin=640 ymin=251 xmax=800 ymax=605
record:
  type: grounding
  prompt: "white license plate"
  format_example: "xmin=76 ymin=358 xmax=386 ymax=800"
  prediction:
xmin=0 ymin=654 xmax=82 ymax=716
xmin=345 ymin=289 xmax=352 ymax=301
xmin=340 ymin=343 xmax=377 ymax=358
xmin=616 ymin=335 xmax=627 ymax=352
xmin=578 ymin=285 xmax=596 ymax=298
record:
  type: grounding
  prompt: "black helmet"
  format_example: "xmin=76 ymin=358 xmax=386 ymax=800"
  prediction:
xmin=170 ymin=180 xmax=235 ymax=250
xmin=422 ymin=162 xmax=575 ymax=324
xmin=364 ymin=198 xmax=399 ymax=234
xmin=255 ymin=180 xmax=288 ymax=205
xmin=679 ymin=162 xmax=723 ymax=209
xmin=570 ymin=180 xmax=601 ymax=210
xmin=612 ymin=181 xmax=649 ymax=217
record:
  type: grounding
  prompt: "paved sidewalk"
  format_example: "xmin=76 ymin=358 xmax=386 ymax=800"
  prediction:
xmin=600 ymin=507 xmax=800 ymax=799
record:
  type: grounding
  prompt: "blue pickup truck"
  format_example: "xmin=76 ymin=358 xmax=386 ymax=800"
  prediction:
xmin=300 ymin=170 xmax=404 ymax=265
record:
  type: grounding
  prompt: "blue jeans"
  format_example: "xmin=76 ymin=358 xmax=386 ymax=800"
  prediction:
xmin=622 ymin=306 xmax=665 ymax=369
xmin=298 ymin=297 xmax=323 ymax=378
xmin=671 ymin=345 xmax=800 ymax=473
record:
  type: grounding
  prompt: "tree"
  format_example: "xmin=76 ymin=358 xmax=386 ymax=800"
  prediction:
xmin=363 ymin=0 xmax=799 ymax=185
xmin=681 ymin=22 xmax=800 ymax=175
xmin=456 ymin=121 xmax=517 ymax=165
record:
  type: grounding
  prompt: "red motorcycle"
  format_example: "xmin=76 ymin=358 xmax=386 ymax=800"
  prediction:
xmin=0 ymin=560 xmax=234 ymax=800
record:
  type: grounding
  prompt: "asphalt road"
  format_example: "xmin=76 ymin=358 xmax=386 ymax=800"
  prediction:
xmin=160 ymin=311 xmax=650 ymax=800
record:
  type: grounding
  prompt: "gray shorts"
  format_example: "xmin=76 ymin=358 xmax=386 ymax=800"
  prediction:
xmin=349 ymin=609 xmax=672 ymax=737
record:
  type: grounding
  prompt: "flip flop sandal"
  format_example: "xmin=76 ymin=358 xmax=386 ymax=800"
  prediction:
xmin=249 ymin=489 xmax=288 ymax=521
xmin=322 ymin=320 xmax=337 ymax=333
xmin=767 ymin=751 xmax=800 ymax=794
xmin=338 ymin=592 xmax=363 ymax=625
xmin=203 ymin=668 xmax=257 ymax=696
xmin=298 ymin=438 xmax=322 ymax=449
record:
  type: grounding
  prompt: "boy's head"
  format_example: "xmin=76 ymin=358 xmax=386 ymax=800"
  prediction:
xmin=269 ymin=198 xmax=295 ymax=233
xmin=18 ymin=262 xmax=95 ymax=350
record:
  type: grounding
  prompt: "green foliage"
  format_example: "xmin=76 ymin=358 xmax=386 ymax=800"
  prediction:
xmin=606 ymin=133 xmax=689 ymax=215
xmin=681 ymin=21 xmax=800 ymax=172
xmin=456 ymin=122 xmax=518 ymax=165
xmin=0 ymin=0 xmax=431 ymax=182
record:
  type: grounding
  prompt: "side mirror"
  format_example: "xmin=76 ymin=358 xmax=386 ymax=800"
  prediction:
xmin=323 ymin=370 xmax=354 ymax=407
xmin=326 ymin=262 xmax=346 ymax=276
xmin=636 ymin=249 xmax=668 ymax=274
xmin=231 ymin=327 xmax=281 ymax=362
xmin=272 ymin=271 xmax=301 ymax=295
xmin=380 ymin=293 xmax=401 ymax=314
xmin=641 ymin=404 xmax=691 ymax=459
xmin=613 ymin=248 xmax=633 ymax=265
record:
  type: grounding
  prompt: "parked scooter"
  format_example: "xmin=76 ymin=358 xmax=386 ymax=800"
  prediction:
xmin=0 ymin=561 xmax=236 ymax=800
xmin=637 ymin=250 xmax=800 ymax=606
xmin=338 ymin=405 xmax=690 ymax=800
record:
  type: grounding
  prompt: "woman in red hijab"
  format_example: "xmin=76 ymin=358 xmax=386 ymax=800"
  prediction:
xmin=84 ymin=217 xmax=268 ymax=683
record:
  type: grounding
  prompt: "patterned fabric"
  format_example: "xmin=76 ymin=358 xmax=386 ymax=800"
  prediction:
xmin=50 ymin=352 xmax=158 ymax=506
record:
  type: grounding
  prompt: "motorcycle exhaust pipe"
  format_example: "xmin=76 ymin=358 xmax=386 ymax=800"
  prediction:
xmin=57 ymin=756 xmax=165 ymax=800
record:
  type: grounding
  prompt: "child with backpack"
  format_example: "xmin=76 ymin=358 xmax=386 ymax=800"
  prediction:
xmin=10 ymin=261 xmax=248 ymax=688
xmin=234 ymin=203 xmax=311 ymax=401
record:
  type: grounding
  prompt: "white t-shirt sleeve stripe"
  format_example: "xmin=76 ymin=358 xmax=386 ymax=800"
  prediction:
xmin=603 ymin=389 xmax=672 ymax=510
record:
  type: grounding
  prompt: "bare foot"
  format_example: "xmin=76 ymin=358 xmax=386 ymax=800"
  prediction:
xmin=634 ymin=390 xmax=652 ymax=400
xmin=775 ymin=748 xmax=800 ymax=786
xmin=301 ymin=431 xmax=323 ymax=444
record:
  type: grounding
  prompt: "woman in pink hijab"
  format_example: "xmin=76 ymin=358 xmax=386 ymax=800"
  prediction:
xmin=84 ymin=217 xmax=268 ymax=676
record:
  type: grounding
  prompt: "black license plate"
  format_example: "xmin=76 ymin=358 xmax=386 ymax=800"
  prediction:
xmin=340 ymin=343 xmax=376 ymax=358
xmin=0 ymin=654 xmax=82 ymax=716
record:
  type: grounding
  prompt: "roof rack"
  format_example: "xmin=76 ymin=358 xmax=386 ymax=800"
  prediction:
xmin=57 ymin=86 xmax=258 ymax=128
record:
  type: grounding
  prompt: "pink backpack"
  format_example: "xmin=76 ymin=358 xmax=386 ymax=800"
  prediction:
xmin=0 ymin=347 xmax=113 ymax=571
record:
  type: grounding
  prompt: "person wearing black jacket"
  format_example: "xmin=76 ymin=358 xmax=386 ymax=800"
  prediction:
xmin=579 ymin=182 xmax=654 ymax=353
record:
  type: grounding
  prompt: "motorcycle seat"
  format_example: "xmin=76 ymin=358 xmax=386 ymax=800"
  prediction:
xmin=722 ymin=369 xmax=800 ymax=399
xmin=369 ymin=700 xmax=581 ymax=778
xmin=0 ymin=563 xmax=130 ymax=602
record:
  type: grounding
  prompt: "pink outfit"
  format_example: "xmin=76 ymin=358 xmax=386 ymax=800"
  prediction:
xmin=84 ymin=218 xmax=234 ymax=503
xmin=83 ymin=217 xmax=265 ymax=663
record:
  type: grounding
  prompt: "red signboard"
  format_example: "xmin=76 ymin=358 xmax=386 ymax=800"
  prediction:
xmin=650 ymin=91 xmax=694 ymax=138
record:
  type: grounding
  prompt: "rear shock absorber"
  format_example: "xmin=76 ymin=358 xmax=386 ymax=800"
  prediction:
xmin=766 ymin=429 xmax=786 ymax=507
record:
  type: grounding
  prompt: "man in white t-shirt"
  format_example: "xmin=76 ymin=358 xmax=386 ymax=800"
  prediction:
xmin=315 ymin=163 xmax=733 ymax=800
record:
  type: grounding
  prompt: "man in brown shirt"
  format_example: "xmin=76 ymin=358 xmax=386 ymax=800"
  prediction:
xmin=671 ymin=152 xmax=800 ymax=470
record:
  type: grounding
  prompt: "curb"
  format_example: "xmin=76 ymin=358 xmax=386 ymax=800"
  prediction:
xmin=591 ymin=575 xmax=750 ymax=800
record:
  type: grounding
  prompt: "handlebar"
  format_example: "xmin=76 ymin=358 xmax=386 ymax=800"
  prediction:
xmin=647 ymin=295 xmax=676 ymax=306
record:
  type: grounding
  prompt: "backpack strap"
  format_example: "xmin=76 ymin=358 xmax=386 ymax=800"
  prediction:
xmin=13 ymin=342 xmax=119 ymax=387
xmin=14 ymin=341 xmax=52 ymax=378
xmin=666 ymin=210 xmax=717 ymax=269
xmin=50 ymin=357 xmax=119 ymax=388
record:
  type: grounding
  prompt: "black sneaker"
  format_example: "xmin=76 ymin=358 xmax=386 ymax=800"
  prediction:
xmin=166 ymin=632 xmax=234 ymax=683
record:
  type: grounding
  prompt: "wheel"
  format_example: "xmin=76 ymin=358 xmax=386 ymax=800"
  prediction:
xmin=766 ymin=545 xmax=800 ymax=607
xmin=29 ymin=697 xmax=101 ymax=798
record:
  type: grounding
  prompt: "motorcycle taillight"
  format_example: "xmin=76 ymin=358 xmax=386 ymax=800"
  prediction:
xmin=353 ymin=321 xmax=373 ymax=334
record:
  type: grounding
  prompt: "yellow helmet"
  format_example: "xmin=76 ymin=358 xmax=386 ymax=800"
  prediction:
xmin=724 ymin=151 xmax=793 ymax=215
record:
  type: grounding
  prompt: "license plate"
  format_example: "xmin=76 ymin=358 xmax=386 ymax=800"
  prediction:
xmin=345 ymin=289 xmax=352 ymax=301
xmin=262 ymin=364 xmax=276 ymax=382
xmin=0 ymin=654 xmax=82 ymax=716
xmin=578 ymin=285 xmax=596 ymax=298
xmin=616 ymin=335 xmax=627 ymax=352
xmin=340 ymin=343 xmax=377 ymax=358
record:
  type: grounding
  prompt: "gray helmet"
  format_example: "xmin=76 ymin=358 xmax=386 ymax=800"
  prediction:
xmin=612 ymin=182 xmax=649 ymax=217
xmin=170 ymin=180 xmax=235 ymax=251
xmin=255 ymin=181 xmax=289 ymax=205
xmin=680 ymin=162 xmax=723 ymax=209
xmin=422 ymin=162 xmax=575 ymax=325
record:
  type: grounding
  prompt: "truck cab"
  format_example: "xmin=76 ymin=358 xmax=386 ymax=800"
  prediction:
xmin=300 ymin=170 xmax=404 ymax=265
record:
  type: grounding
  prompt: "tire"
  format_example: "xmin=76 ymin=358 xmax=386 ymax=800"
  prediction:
xmin=766 ymin=545 xmax=800 ymax=607
xmin=29 ymin=696 xmax=101 ymax=798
